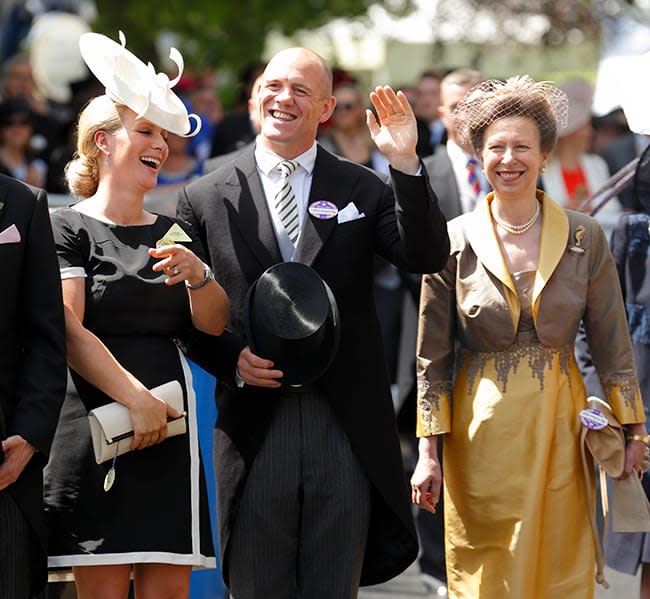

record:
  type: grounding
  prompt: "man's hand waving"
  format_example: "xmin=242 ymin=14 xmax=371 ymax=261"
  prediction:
xmin=367 ymin=86 xmax=420 ymax=175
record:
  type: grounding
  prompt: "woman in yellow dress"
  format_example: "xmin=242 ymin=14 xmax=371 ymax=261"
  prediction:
xmin=411 ymin=75 xmax=649 ymax=598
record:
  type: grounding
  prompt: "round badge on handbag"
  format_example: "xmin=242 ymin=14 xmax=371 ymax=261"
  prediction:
xmin=579 ymin=407 xmax=609 ymax=431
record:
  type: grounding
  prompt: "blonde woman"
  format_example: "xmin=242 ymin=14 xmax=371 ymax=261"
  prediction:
xmin=45 ymin=33 xmax=228 ymax=599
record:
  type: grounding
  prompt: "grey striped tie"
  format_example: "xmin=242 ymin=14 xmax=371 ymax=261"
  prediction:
xmin=275 ymin=160 xmax=300 ymax=244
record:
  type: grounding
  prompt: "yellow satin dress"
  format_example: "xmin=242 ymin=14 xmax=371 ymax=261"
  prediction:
xmin=444 ymin=271 xmax=594 ymax=598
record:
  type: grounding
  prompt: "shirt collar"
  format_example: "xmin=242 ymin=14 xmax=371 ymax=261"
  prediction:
xmin=255 ymin=140 xmax=318 ymax=177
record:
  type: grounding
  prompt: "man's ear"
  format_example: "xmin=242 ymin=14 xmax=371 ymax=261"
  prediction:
xmin=319 ymin=96 xmax=336 ymax=124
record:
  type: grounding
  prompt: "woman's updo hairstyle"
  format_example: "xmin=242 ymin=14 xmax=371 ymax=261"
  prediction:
xmin=65 ymin=95 xmax=124 ymax=198
xmin=451 ymin=75 xmax=569 ymax=156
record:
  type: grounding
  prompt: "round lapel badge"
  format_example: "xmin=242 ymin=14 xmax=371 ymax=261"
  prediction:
xmin=579 ymin=407 xmax=608 ymax=430
xmin=308 ymin=200 xmax=338 ymax=220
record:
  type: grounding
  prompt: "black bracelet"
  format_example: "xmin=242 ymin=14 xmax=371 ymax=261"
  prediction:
xmin=185 ymin=266 xmax=213 ymax=290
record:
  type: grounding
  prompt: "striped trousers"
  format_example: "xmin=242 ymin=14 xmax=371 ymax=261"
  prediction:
xmin=226 ymin=389 xmax=371 ymax=599
xmin=0 ymin=490 xmax=35 ymax=599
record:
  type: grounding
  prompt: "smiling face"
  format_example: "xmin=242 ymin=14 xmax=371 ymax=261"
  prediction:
xmin=481 ymin=116 xmax=548 ymax=202
xmin=258 ymin=48 xmax=335 ymax=158
xmin=100 ymin=107 xmax=169 ymax=192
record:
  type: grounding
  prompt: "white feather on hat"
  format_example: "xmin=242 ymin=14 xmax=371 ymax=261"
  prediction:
xmin=79 ymin=31 xmax=201 ymax=137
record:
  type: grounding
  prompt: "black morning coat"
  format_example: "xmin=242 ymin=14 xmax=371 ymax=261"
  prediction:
xmin=0 ymin=175 xmax=66 ymax=595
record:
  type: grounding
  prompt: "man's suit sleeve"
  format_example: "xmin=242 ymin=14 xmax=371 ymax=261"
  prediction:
xmin=10 ymin=188 xmax=66 ymax=461
xmin=384 ymin=165 xmax=450 ymax=274
xmin=180 ymin=329 xmax=246 ymax=389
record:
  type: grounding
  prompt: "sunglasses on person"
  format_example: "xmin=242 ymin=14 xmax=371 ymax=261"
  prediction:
xmin=2 ymin=116 xmax=32 ymax=127
xmin=334 ymin=102 xmax=361 ymax=112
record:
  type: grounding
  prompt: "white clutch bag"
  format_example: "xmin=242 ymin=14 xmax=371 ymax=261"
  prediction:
xmin=88 ymin=380 xmax=186 ymax=465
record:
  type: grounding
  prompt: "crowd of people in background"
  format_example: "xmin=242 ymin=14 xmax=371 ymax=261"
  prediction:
xmin=1 ymin=48 xmax=647 ymax=214
xmin=3 ymin=13 xmax=650 ymax=599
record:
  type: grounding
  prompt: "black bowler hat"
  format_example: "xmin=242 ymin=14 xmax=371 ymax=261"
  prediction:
xmin=244 ymin=262 xmax=340 ymax=385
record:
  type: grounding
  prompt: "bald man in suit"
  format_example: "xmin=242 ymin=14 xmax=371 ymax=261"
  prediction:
xmin=178 ymin=47 xmax=449 ymax=598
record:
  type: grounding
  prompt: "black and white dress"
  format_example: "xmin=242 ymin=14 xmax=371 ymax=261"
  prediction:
xmin=45 ymin=208 xmax=215 ymax=568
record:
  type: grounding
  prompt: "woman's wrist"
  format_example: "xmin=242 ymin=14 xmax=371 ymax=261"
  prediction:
xmin=628 ymin=433 xmax=650 ymax=446
xmin=626 ymin=423 xmax=649 ymax=445
xmin=185 ymin=265 xmax=213 ymax=290
xmin=418 ymin=435 xmax=440 ymax=458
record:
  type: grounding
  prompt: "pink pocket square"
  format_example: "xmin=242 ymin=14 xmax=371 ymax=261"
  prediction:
xmin=0 ymin=224 xmax=21 ymax=244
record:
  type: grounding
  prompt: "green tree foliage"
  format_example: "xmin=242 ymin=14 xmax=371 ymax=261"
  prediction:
xmin=92 ymin=0 xmax=415 ymax=71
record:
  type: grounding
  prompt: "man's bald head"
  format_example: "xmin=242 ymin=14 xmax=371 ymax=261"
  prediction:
xmin=264 ymin=47 xmax=333 ymax=99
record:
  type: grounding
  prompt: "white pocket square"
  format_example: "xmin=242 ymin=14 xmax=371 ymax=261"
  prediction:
xmin=0 ymin=224 xmax=20 ymax=244
xmin=337 ymin=202 xmax=366 ymax=224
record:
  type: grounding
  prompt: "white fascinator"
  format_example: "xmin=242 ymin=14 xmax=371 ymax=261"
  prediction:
xmin=78 ymin=31 xmax=201 ymax=137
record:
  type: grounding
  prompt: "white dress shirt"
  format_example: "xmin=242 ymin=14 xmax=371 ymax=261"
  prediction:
xmin=254 ymin=140 xmax=422 ymax=259
xmin=254 ymin=141 xmax=318 ymax=261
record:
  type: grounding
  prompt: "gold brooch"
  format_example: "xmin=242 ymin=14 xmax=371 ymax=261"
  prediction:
xmin=569 ymin=225 xmax=586 ymax=254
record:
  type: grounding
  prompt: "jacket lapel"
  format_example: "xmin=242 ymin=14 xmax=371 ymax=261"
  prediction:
xmin=531 ymin=191 xmax=569 ymax=318
xmin=467 ymin=196 xmax=519 ymax=289
xmin=221 ymin=147 xmax=283 ymax=268
xmin=295 ymin=147 xmax=356 ymax=266
xmin=468 ymin=191 xmax=570 ymax=330
xmin=467 ymin=194 xmax=520 ymax=330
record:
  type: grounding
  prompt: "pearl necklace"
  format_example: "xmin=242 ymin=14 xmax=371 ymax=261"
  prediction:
xmin=492 ymin=202 xmax=540 ymax=235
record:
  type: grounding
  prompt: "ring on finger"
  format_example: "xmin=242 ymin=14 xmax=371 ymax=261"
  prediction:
xmin=171 ymin=265 xmax=180 ymax=276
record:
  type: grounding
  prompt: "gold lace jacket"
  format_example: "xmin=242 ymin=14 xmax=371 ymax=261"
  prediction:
xmin=416 ymin=191 xmax=643 ymax=436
